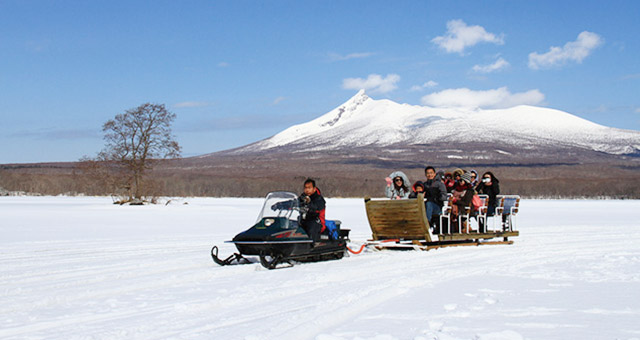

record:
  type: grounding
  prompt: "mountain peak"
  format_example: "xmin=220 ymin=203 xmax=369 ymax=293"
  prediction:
xmin=351 ymin=89 xmax=369 ymax=102
xmin=320 ymin=90 xmax=370 ymax=128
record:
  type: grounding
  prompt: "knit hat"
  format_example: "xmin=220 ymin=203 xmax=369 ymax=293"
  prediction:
xmin=460 ymin=172 xmax=473 ymax=184
xmin=412 ymin=181 xmax=425 ymax=191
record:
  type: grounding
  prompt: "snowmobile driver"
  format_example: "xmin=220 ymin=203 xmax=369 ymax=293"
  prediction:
xmin=299 ymin=178 xmax=326 ymax=243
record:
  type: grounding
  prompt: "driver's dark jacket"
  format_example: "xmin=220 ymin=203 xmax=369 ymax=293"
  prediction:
xmin=300 ymin=189 xmax=326 ymax=241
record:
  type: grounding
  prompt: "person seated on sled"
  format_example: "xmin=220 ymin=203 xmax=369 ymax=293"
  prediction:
xmin=408 ymin=181 xmax=425 ymax=199
xmin=385 ymin=171 xmax=411 ymax=199
xmin=299 ymin=178 xmax=326 ymax=243
xmin=451 ymin=172 xmax=476 ymax=233
xmin=475 ymin=171 xmax=500 ymax=216
xmin=452 ymin=168 xmax=465 ymax=187
xmin=475 ymin=171 xmax=500 ymax=232
xmin=443 ymin=172 xmax=455 ymax=193
xmin=469 ymin=169 xmax=479 ymax=189
xmin=424 ymin=166 xmax=447 ymax=227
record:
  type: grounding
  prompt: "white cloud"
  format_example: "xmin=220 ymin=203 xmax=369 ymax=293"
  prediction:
xmin=613 ymin=41 xmax=625 ymax=52
xmin=410 ymin=80 xmax=439 ymax=92
xmin=342 ymin=74 xmax=400 ymax=94
xmin=174 ymin=101 xmax=211 ymax=108
xmin=217 ymin=62 xmax=229 ymax=67
xmin=622 ymin=73 xmax=640 ymax=80
xmin=10 ymin=127 xmax=98 ymax=140
xmin=25 ymin=39 xmax=51 ymax=53
xmin=472 ymin=57 xmax=510 ymax=73
xmin=421 ymin=87 xmax=544 ymax=109
xmin=272 ymin=96 xmax=286 ymax=105
xmin=635 ymin=107 xmax=640 ymax=114
xmin=328 ymin=52 xmax=375 ymax=61
xmin=432 ymin=19 xmax=504 ymax=54
xmin=528 ymin=31 xmax=603 ymax=69
xmin=593 ymin=105 xmax=609 ymax=113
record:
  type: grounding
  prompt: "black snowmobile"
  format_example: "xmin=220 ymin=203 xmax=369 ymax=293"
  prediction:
xmin=211 ymin=191 xmax=350 ymax=269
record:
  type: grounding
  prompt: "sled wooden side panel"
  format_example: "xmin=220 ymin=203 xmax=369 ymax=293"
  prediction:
xmin=364 ymin=195 xmax=432 ymax=242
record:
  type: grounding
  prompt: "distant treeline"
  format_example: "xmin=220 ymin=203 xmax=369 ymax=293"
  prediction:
xmin=1 ymin=161 xmax=639 ymax=199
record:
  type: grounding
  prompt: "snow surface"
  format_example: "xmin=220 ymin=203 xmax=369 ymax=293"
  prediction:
xmin=2 ymin=196 xmax=640 ymax=339
xmin=244 ymin=90 xmax=640 ymax=155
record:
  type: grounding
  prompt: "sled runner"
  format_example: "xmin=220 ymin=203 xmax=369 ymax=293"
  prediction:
xmin=211 ymin=191 xmax=349 ymax=269
xmin=364 ymin=193 xmax=518 ymax=250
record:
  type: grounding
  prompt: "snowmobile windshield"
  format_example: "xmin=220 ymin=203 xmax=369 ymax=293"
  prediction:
xmin=257 ymin=191 xmax=301 ymax=223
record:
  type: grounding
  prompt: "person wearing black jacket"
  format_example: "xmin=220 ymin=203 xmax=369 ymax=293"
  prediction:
xmin=475 ymin=171 xmax=500 ymax=216
xmin=408 ymin=181 xmax=426 ymax=199
xmin=423 ymin=167 xmax=447 ymax=226
xmin=299 ymin=178 xmax=326 ymax=242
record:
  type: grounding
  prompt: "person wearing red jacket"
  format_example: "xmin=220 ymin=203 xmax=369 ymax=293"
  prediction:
xmin=451 ymin=172 xmax=476 ymax=233
xmin=443 ymin=172 xmax=455 ymax=193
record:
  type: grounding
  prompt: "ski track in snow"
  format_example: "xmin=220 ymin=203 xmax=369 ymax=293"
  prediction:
xmin=1 ymin=196 xmax=640 ymax=339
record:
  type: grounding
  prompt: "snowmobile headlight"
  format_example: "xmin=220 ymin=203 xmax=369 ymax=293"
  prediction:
xmin=264 ymin=218 xmax=275 ymax=227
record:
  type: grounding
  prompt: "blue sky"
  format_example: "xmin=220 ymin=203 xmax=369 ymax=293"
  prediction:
xmin=1 ymin=1 xmax=639 ymax=163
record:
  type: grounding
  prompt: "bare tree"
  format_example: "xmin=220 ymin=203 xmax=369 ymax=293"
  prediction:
xmin=99 ymin=103 xmax=181 ymax=200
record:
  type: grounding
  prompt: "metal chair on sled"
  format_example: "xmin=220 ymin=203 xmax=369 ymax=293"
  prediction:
xmin=496 ymin=195 xmax=520 ymax=232
xmin=475 ymin=194 xmax=489 ymax=233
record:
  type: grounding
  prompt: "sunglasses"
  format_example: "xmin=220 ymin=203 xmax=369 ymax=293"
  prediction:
xmin=394 ymin=178 xmax=403 ymax=182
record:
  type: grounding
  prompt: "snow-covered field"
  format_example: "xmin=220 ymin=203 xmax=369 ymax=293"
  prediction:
xmin=1 ymin=196 xmax=639 ymax=340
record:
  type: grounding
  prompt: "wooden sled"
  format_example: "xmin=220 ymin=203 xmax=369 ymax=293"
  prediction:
xmin=363 ymin=194 xmax=518 ymax=251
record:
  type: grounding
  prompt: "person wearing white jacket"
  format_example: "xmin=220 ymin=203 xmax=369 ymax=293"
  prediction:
xmin=384 ymin=171 xmax=411 ymax=199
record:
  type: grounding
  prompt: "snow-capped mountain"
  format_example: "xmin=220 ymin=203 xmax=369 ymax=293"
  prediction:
xmin=219 ymin=90 xmax=639 ymax=163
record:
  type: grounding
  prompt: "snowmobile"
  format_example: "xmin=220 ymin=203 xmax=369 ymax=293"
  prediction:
xmin=211 ymin=191 xmax=350 ymax=269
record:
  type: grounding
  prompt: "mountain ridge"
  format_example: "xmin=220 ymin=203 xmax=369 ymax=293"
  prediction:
xmin=207 ymin=90 xmax=639 ymax=162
